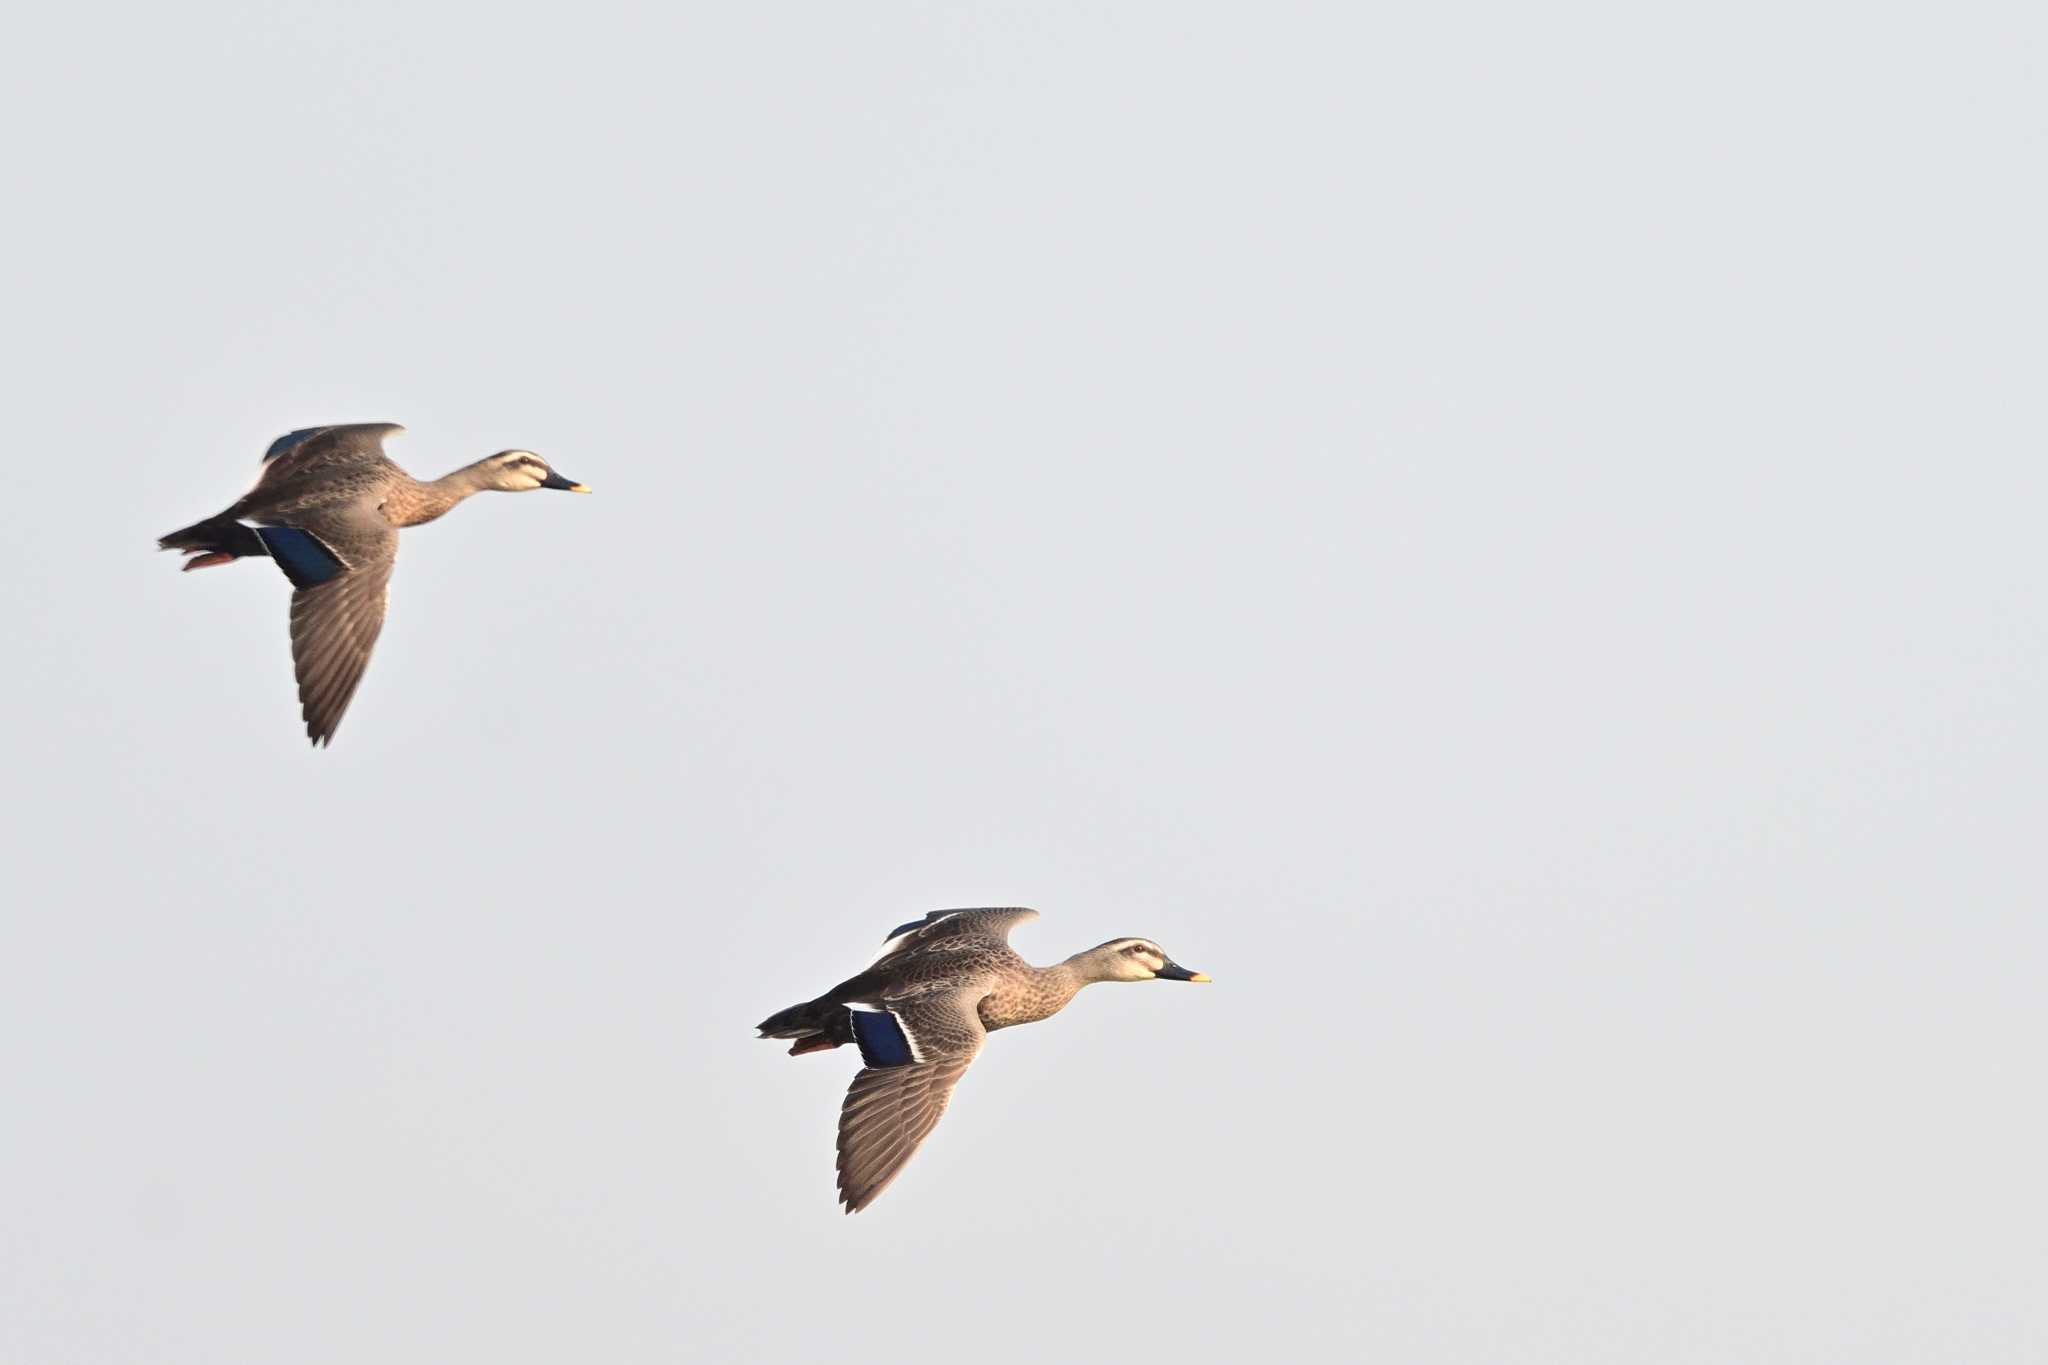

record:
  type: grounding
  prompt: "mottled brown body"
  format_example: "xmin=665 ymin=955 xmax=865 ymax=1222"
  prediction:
xmin=232 ymin=442 xmax=491 ymax=531
xmin=844 ymin=933 xmax=1069 ymax=1025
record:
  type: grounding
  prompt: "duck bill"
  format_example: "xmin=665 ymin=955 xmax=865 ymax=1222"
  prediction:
xmin=1155 ymin=962 xmax=1211 ymax=982
xmin=541 ymin=471 xmax=592 ymax=492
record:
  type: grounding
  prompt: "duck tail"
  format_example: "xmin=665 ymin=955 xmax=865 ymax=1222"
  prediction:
xmin=159 ymin=513 xmax=264 ymax=570
xmin=756 ymin=999 xmax=855 ymax=1057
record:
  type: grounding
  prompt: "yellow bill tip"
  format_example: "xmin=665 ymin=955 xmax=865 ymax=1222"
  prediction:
xmin=1188 ymin=972 xmax=1212 ymax=983
xmin=568 ymin=483 xmax=592 ymax=494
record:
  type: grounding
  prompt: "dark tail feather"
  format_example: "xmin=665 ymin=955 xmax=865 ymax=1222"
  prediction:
xmin=757 ymin=999 xmax=855 ymax=1056
xmin=159 ymin=514 xmax=264 ymax=567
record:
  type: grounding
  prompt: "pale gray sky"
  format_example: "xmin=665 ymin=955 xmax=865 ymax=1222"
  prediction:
xmin=4 ymin=4 xmax=2044 ymax=1362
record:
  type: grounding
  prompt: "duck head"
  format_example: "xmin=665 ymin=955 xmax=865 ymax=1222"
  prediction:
xmin=477 ymin=450 xmax=591 ymax=493
xmin=1076 ymin=937 xmax=1211 ymax=983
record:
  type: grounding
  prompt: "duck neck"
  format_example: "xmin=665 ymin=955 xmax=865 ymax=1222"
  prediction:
xmin=982 ymin=959 xmax=1091 ymax=1031
xmin=1038 ymin=949 xmax=1127 ymax=1005
xmin=383 ymin=463 xmax=494 ymax=528
xmin=1038 ymin=959 xmax=1095 ymax=1010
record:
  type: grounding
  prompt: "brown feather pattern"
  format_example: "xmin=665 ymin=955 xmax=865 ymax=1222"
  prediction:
xmin=288 ymin=549 xmax=395 ymax=746
xmin=835 ymin=1053 xmax=978 ymax=1213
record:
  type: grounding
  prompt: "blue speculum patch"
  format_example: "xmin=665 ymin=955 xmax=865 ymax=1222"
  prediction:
xmin=255 ymin=526 xmax=345 ymax=590
xmin=849 ymin=1010 xmax=915 ymax=1068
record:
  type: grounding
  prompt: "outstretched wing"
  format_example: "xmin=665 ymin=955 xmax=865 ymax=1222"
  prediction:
xmin=835 ymin=985 xmax=987 ymax=1212
xmin=282 ymin=515 xmax=398 ymax=747
xmin=257 ymin=423 xmax=405 ymax=482
xmin=871 ymin=907 xmax=1039 ymax=965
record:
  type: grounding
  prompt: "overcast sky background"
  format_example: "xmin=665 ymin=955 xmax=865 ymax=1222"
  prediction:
xmin=3 ymin=4 xmax=2043 ymax=1361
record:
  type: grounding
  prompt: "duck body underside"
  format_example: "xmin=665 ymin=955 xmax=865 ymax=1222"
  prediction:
xmin=756 ymin=970 xmax=1071 ymax=1062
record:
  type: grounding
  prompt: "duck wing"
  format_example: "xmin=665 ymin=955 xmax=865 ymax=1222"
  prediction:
xmin=870 ymin=907 xmax=1040 ymax=965
xmin=835 ymin=985 xmax=988 ymax=1213
xmin=257 ymin=423 xmax=404 ymax=476
xmin=240 ymin=424 xmax=405 ymax=515
xmin=274 ymin=509 xmax=398 ymax=747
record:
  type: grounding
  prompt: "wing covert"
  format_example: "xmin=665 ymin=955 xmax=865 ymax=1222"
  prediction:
xmin=873 ymin=907 xmax=1040 ymax=964
xmin=257 ymin=423 xmax=404 ymax=481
